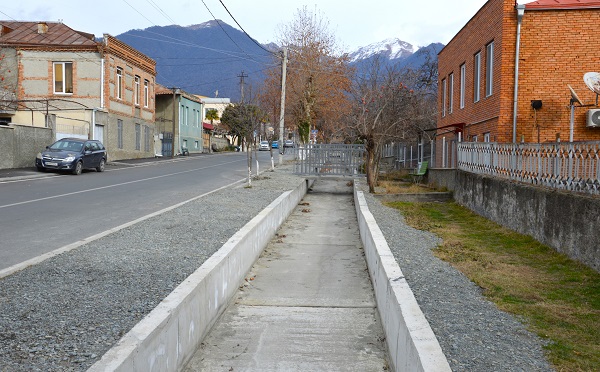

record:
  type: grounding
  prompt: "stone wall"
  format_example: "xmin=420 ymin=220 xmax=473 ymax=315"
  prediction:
xmin=428 ymin=169 xmax=600 ymax=272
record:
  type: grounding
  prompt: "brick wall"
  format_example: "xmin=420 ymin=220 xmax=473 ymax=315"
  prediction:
xmin=518 ymin=7 xmax=600 ymax=143
xmin=437 ymin=0 xmax=600 ymax=145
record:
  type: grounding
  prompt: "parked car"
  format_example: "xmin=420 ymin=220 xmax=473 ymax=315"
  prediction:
xmin=284 ymin=140 xmax=295 ymax=148
xmin=35 ymin=138 xmax=107 ymax=175
xmin=259 ymin=140 xmax=270 ymax=151
xmin=271 ymin=141 xmax=279 ymax=149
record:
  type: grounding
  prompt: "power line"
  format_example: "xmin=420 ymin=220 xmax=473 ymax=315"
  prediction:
xmin=200 ymin=0 xmax=263 ymax=64
xmin=218 ymin=0 xmax=278 ymax=57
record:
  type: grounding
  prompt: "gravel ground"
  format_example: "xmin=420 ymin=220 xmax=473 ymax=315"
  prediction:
xmin=358 ymin=183 xmax=554 ymax=371
xmin=0 ymin=166 xmax=553 ymax=371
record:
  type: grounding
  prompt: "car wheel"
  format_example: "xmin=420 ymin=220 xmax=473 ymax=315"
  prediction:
xmin=96 ymin=158 xmax=105 ymax=172
xmin=72 ymin=161 xmax=83 ymax=175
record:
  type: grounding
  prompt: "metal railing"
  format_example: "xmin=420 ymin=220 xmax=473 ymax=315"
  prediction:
xmin=457 ymin=141 xmax=600 ymax=194
xmin=293 ymin=144 xmax=365 ymax=177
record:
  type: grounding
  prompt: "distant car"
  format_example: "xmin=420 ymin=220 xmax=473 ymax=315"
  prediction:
xmin=259 ymin=140 xmax=270 ymax=151
xmin=271 ymin=141 xmax=279 ymax=149
xmin=284 ymin=140 xmax=295 ymax=148
xmin=35 ymin=138 xmax=107 ymax=175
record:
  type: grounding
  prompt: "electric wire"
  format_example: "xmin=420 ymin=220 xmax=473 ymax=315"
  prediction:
xmin=217 ymin=0 xmax=279 ymax=57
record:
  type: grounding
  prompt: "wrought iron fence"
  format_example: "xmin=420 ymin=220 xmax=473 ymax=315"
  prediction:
xmin=293 ymin=144 xmax=365 ymax=177
xmin=457 ymin=141 xmax=600 ymax=194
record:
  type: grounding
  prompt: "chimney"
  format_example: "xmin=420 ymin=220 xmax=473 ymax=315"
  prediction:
xmin=37 ymin=22 xmax=48 ymax=34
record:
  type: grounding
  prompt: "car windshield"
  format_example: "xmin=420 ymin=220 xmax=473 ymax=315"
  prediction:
xmin=49 ymin=140 xmax=83 ymax=152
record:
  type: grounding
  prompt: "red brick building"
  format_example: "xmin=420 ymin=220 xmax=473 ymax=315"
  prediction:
xmin=437 ymin=0 xmax=600 ymax=149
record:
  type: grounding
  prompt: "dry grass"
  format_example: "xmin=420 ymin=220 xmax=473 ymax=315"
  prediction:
xmin=386 ymin=200 xmax=600 ymax=371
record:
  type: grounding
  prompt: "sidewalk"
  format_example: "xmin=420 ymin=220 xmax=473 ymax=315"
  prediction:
xmin=183 ymin=179 xmax=389 ymax=371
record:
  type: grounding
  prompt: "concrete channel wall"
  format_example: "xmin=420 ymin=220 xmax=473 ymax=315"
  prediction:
xmin=354 ymin=181 xmax=452 ymax=372
xmin=88 ymin=179 xmax=312 ymax=372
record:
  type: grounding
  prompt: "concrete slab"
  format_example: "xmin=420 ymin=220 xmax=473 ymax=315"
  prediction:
xmin=183 ymin=179 xmax=388 ymax=371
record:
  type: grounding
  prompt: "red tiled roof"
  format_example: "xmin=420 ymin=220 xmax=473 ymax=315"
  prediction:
xmin=525 ymin=0 xmax=600 ymax=10
xmin=0 ymin=21 xmax=97 ymax=49
xmin=203 ymin=122 xmax=214 ymax=130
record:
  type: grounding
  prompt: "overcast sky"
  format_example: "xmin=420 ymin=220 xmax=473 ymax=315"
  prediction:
xmin=3 ymin=0 xmax=532 ymax=52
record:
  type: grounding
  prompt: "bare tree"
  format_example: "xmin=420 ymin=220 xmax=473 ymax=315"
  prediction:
xmin=259 ymin=6 xmax=353 ymax=144
xmin=0 ymin=48 xmax=18 ymax=113
xmin=221 ymin=103 xmax=267 ymax=186
xmin=346 ymin=57 xmax=429 ymax=192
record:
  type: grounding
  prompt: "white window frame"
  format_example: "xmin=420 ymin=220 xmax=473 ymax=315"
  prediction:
xmin=53 ymin=62 xmax=73 ymax=94
xmin=474 ymin=52 xmax=481 ymax=103
xmin=441 ymin=78 xmax=447 ymax=117
xmin=484 ymin=132 xmax=491 ymax=142
xmin=460 ymin=63 xmax=466 ymax=109
xmin=144 ymin=79 xmax=149 ymax=107
xmin=116 ymin=67 xmax=123 ymax=100
xmin=448 ymin=73 xmax=454 ymax=114
xmin=134 ymin=75 xmax=140 ymax=105
xmin=486 ymin=42 xmax=494 ymax=97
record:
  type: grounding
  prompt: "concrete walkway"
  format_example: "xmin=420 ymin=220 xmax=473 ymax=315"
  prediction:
xmin=183 ymin=179 xmax=388 ymax=371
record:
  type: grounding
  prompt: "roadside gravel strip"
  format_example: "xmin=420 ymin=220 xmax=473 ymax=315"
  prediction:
xmin=0 ymin=165 xmax=553 ymax=371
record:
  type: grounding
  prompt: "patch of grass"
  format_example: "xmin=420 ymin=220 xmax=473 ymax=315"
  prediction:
xmin=386 ymin=200 xmax=600 ymax=371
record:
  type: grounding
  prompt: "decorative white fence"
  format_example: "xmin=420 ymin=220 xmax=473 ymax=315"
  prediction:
xmin=294 ymin=144 xmax=365 ymax=176
xmin=457 ymin=142 xmax=600 ymax=195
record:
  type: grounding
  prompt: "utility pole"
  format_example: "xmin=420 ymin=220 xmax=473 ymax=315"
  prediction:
xmin=171 ymin=87 xmax=178 ymax=158
xmin=238 ymin=71 xmax=248 ymax=103
xmin=278 ymin=48 xmax=287 ymax=164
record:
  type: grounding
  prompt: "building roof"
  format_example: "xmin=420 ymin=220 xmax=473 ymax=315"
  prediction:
xmin=0 ymin=21 xmax=97 ymax=49
xmin=525 ymin=0 xmax=600 ymax=10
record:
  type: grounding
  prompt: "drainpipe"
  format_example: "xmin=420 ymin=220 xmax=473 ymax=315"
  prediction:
xmin=512 ymin=4 xmax=526 ymax=143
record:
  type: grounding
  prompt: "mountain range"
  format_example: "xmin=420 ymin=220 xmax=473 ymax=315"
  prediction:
xmin=115 ymin=20 xmax=443 ymax=102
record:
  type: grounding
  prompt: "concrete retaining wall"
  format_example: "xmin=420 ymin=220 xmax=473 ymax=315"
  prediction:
xmin=354 ymin=181 xmax=451 ymax=372
xmin=430 ymin=168 xmax=599 ymax=272
xmin=88 ymin=179 xmax=311 ymax=372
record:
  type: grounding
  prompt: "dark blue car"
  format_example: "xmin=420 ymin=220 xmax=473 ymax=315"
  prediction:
xmin=35 ymin=138 xmax=107 ymax=175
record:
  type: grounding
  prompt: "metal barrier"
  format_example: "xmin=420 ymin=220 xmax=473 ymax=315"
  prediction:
xmin=293 ymin=144 xmax=365 ymax=177
xmin=458 ymin=141 xmax=600 ymax=195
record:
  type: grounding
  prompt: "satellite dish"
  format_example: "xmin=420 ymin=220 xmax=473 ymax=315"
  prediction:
xmin=568 ymin=84 xmax=583 ymax=105
xmin=584 ymin=72 xmax=600 ymax=95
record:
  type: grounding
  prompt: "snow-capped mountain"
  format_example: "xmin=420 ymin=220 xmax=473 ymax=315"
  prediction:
xmin=348 ymin=38 xmax=416 ymax=63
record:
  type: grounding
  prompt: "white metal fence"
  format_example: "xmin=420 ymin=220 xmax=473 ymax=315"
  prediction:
xmin=294 ymin=144 xmax=365 ymax=177
xmin=457 ymin=141 xmax=600 ymax=195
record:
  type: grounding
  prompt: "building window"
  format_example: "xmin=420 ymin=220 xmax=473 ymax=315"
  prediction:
xmin=448 ymin=73 xmax=454 ymax=114
xmin=144 ymin=80 xmax=149 ymax=107
xmin=144 ymin=125 xmax=151 ymax=152
xmin=117 ymin=119 xmax=123 ymax=149
xmin=460 ymin=63 xmax=466 ymax=109
xmin=474 ymin=52 xmax=481 ymax=103
xmin=441 ymin=78 xmax=447 ymax=117
xmin=116 ymin=67 xmax=123 ymax=99
xmin=472 ymin=135 xmax=478 ymax=142
xmin=194 ymin=141 xmax=199 ymax=149
xmin=135 ymin=123 xmax=141 ymax=150
xmin=485 ymin=42 xmax=494 ymax=97
xmin=53 ymin=62 xmax=73 ymax=94
xmin=484 ymin=132 xmax=491 ymax=142
xmin=134 ymin=76 xmax=140 ymax=105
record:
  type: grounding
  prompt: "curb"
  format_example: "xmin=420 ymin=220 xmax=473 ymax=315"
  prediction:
xmin=88 ymin=178 xmax=312 ymax=372
xmin=353 ymin=180 xmax=451 ymax=372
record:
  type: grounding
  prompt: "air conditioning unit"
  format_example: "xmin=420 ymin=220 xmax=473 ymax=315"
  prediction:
xmin=587 ymin=109 xmax=600 ymax=128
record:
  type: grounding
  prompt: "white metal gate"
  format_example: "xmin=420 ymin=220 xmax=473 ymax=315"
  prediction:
xmin=293 ymin=144 xmax=365 ymax=177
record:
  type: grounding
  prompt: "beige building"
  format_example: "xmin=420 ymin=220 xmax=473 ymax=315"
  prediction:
xmin=0 ymin=21 xmax=156 ymax=161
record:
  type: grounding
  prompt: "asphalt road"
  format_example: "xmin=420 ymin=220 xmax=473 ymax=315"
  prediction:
xmin=0 ymin=151 xmax=281 ymax=271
